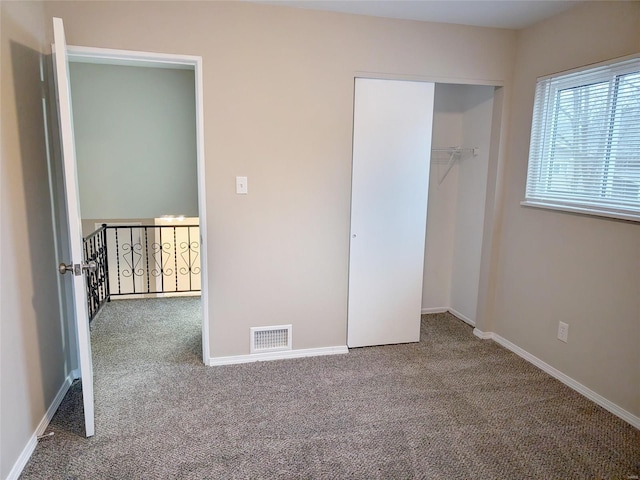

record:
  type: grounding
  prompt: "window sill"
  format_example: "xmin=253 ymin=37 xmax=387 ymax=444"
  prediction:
xmin=520 ymin=200 xmax=640 ymax=223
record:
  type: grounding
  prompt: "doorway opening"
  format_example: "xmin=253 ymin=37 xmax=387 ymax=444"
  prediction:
xmin=49 ymin=17 xmax=202 ymax=438
xmin=66 ymin=47 xmax=209 ymax=364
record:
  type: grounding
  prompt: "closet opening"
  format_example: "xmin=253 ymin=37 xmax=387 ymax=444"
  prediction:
xmin=423 ymin=83 xmax=498 ymax=327
xmin=347 ymin=78 xmax=503 ymax=348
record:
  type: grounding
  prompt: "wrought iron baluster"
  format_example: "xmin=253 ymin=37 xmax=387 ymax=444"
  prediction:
xmin=95 ymin=235 xmax=100 ymax=310
xmin=84 ymin=238 xmax=92 ymax=318
xmin=188 ymin=227 xmax=192 ymax=292
xmin=92 ymin=234 xmax=97 ymax=316
xmin=88 ymin=223 xmax=200 ymax=298
xmin=130 ymin=227 xmax=135 ymax=294
xmin=160 ymin=227 xmax=165 ymax=293
xmin=115 ymin=227 xmax=121 ymax=295
xmin=90 ymin=235 xmax=96 ymax=316
xmin=93 ymin=234 xmax=100 ymax=308
xmin=174 ymin=227 xmax=178 ymax=292
xmin=145 ymin=227 xmax=150 ymax=294
xmin=103 ymin=225 xmax=110 ymax=302
xmin=82 ymin=224 xmax=110 ymax=322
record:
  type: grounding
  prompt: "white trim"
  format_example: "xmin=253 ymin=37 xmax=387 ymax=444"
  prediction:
xmin=421 ymin=307 xmax=476 ymax=327
xmin=37 ymin=375 xmax=73 ymax=436
xmin=209 ymin=346 xmax=348 ymax=366
xmin=474 ymin=330 xmax=640 ymax=429
xmin=6 ymin=374 xmax=74 ymax=480
xmin=448 ymin=308 xmax=475 ymax=327
xmin=65 ymin=44 xmax=211 ymax=366
xmin=520 ymin=200 xmax=640 ymax=223
xmin=537 ymin=52 xmax=640 ymax=82
xmin=421 ymin=307 xmax=447 ymax=314
xmin=354 ymin=71 xmax=505 ymax=87
xmin=194 ymin=54 xmax=210 ymax=365
xmin=66 ymin=45 xmax=198 ymax=69
xmin=6 ymin=437 xmax=37 ymax=480
xmin=473 ymin=328 xmax=493 ymax=340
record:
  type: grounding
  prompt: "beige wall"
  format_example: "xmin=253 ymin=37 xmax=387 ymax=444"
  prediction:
xmin=2 ymin=1 xmax=639 ymax=476
xmin=0 ymin=1 xmax=71 ymax=478
xmin=41 ymin=1 xmax=516 ymax=358
xmin=493 ymin=1 xmax=640 ymax=416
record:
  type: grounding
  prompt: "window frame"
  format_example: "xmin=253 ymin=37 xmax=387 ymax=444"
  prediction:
xmin=522 ymin=54 xmax=640 ymax=223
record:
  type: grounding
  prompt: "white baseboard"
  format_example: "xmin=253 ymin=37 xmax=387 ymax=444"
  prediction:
xmin=474 ymin=330 xmax=640 ymax=430
xmin=421 ymin=307 xmax=447 ymax=314
xmin=447 ymin=308 xmax=475 ymax=327
xmin=422 ymin=307 xmax=476 ymax=327
xmin=6 ymin=436 xmax=37 ymax=480
xmin=7 ymin=373 xmax=74 ymax=480
xmin=209 ymin=345 xmax=348 ymax=366
xmin=473 ymin=327 xmax=493 ymax=339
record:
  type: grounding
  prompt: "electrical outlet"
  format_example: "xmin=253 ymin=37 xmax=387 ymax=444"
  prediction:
xmin=557 ymin=321 xmax=569 ymax=343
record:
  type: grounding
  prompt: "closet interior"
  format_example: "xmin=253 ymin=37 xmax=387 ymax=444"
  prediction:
xmin=422 ymin=83 xmax=496 ymax=326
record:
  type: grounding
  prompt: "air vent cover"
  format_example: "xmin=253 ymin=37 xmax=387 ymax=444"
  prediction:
xmin=250 ymin=325 xmax=292 ymax=353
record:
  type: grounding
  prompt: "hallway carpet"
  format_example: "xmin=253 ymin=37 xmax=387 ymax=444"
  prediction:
xmin=21 ymin=298 xmax=640 ymax=478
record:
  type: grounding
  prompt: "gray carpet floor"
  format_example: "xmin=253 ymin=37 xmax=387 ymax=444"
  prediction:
xmin=21 ymin=298 xmax=640 ymax=479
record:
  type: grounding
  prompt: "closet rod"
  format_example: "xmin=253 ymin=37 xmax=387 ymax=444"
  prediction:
xmin=431 ymin=146 xmax=478 ymax=154
xmin=431 ymin=146 xmax=479 ymax=184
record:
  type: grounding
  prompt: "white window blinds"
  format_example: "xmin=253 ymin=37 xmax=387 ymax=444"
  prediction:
xmin=524 ymin=55 xmax=640 ymax=222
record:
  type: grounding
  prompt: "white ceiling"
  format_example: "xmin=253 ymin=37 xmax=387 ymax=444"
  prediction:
xmin=255 ymin=0 xmax=584 ymax=29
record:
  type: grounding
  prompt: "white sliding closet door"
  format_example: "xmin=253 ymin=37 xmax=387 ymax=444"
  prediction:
xmin=348 ymin=78 xmax=434 ymax=348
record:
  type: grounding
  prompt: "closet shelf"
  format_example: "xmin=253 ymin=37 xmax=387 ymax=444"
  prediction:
xmin=431 ymin=146 xmax=479 ymax=184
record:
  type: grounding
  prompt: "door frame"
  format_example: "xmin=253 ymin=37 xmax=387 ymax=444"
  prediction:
xmin=66 ymin=45 xmax=211 ymax=363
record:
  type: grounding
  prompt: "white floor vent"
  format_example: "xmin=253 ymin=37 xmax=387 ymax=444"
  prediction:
xmin=250 ymin=325 xmax=292 ymax=354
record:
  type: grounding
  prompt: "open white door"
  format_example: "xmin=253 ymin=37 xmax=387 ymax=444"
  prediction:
xmin=52 ymin=17 xmax=95 ymax=437
xmin=348 ymin=78 xmax=434 ymax=348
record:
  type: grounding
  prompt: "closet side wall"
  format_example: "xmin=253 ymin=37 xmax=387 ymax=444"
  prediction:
xmin=449 ymin=87 xmax=494 ymax=323
xmin=422 ymin=84 xmax=494 ymax=325
xmin=422 ymin=84 xmax=462 ymax=311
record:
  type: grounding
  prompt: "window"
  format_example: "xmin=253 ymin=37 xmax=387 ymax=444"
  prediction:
xmin=523 ymin=55 xmax=640 ymax=222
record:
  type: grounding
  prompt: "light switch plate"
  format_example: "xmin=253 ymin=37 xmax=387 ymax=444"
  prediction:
xmin=236 ymin=176 xmax=248 ymax=194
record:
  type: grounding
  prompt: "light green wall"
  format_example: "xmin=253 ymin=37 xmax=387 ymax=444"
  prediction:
xmin=69 ymin=63 xmax=198 ymax=219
